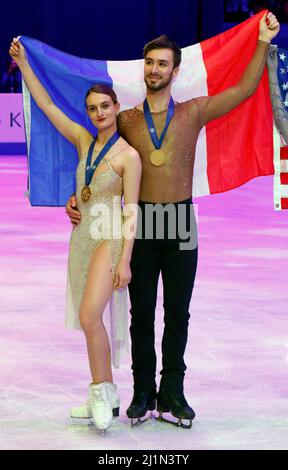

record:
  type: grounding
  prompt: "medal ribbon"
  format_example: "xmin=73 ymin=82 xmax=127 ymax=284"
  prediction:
xmin=85 ymin=131 xmax=120 ymax=186
xmin=143 ymin=97 xmax=174 ymax=149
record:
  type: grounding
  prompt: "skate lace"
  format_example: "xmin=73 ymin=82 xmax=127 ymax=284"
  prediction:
xmin=91 ymin=389 xmax=105 ymax=407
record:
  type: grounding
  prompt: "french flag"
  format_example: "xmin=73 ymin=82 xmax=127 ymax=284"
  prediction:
xmin=21 ymin=11 xmax=278 ymax=207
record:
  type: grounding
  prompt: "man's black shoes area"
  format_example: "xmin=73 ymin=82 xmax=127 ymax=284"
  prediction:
xmin=126 ymin=389 xmax=157 ymax=422
xmin=156 ymin=387 xmax=195 ymax=428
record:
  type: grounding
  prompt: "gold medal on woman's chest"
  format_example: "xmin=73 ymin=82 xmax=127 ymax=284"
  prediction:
xmin=150 ymin=149 xmax=167 ymax=167
xmin=81 ymin=185 xmax=92 ymax=202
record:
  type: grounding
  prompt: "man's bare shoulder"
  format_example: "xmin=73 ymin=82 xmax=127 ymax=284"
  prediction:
xmin=178 ymin=97 xmax=209 ymax=116
xmin=118 ymin=106 xmax=140 ymax=121
xmin=118 ymin=107 xmax=140 ymax=133
xmin=179 ymin=97 xmax=205 ymax=107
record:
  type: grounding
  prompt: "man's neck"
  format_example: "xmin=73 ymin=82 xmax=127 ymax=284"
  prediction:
xmin=145 ymin=86 xmax=172 ymax=112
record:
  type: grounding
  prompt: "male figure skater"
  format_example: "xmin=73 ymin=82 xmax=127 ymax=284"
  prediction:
xmin=67 ymin=12 xmax=279 ymax=427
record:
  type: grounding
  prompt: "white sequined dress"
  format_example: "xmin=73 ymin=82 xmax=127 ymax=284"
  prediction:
xmin=65 ymin=153 xmax=128 ymax=368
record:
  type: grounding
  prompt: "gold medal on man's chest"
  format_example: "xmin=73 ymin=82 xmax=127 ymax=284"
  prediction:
xmin=81 ymin=185 xmax=92 ymax=202
xmin=150 ymin=149 xmax=167 ymax=167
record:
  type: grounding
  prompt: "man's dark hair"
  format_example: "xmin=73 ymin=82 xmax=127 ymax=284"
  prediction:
xmin=143 ymin=35 xmax=182 ymax=69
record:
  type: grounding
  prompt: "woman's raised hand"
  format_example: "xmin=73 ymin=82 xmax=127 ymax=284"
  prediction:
xmin=8 ymin=36 xmax=85 ymax=147
xmin=9 ymin=37 xmax=26 ymax=65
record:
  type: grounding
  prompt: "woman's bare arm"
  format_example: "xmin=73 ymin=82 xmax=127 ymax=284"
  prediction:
xmin=9 ymin=37 xmax=89 ymax=147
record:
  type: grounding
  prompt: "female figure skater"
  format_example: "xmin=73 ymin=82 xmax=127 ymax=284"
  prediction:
xmin=9 ymin=38 xmax=141 ymax=433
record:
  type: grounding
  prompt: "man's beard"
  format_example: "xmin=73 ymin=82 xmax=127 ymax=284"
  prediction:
xmin=144 ymin=71 xmax=174 ymax=91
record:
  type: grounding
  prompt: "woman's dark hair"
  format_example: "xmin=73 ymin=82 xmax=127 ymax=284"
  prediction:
xmin=85 ymin=84 xmax=118 ymax=107
xmin=143 ymin=35 xmax=182 ymax=69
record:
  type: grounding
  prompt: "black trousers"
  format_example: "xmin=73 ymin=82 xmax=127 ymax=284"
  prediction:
xmin=128 ymin=199 xmax=198 ymax=392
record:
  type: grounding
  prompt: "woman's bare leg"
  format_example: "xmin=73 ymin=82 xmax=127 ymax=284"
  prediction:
xmin=79 ymin=241 xmax=114 ymax=384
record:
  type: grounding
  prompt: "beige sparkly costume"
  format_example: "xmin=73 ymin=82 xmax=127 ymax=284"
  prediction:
xmin=65 ymin=153 xmax=128 ymax=368
xmin=117 ymin=102 xmax=198 ymax=203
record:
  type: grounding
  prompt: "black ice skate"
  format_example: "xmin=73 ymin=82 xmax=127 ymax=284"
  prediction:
xmin=126 ymin=389 xmax=157 ymax=427
xmin=156 ymin=387 xmax=195 ymax=429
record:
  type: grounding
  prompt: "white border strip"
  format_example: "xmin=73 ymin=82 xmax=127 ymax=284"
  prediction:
xmin=22 ymin=79 xmax=31 ymax=199
xmin=273 ymin=123 xmax=282 ymax=210
xmin=280 ymin=160 xmax=288 ymax=173
xmin=280 ymin=185 xmax=288 ymax=198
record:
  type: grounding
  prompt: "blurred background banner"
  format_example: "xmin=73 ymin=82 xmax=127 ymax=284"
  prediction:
xmin=1 ymin=0 xmax=288 ymax=81
xmin=0 ymin=94 xmax=24 ymax=142
xmin=0 ymin=94 xmax=26 ymax=154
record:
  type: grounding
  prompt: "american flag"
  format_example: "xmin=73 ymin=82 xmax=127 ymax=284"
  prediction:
xmin=268 ymin=47 xmax=288 ymax=210
xmin=277 ymin=49 xmax=288 ymax=104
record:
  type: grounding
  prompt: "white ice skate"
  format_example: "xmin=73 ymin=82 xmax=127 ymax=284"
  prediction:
xmin=70 ymin=399 xmax=92 ymax=419
xmin=89 ymin=382 xmax=113 ymax=433
xmin=70 ymin=382 xmax=120 ymax=420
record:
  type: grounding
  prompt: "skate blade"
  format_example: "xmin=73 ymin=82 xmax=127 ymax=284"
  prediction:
xmin=130 ymin=411 xmax=155 ymax=427
xmin=70 ymin=416 xmax=93 ymax=425
xmin=96 ymin=424 xmax=112 ymax=436
xmin=156 ymin=412 xmax=193 ymax=429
